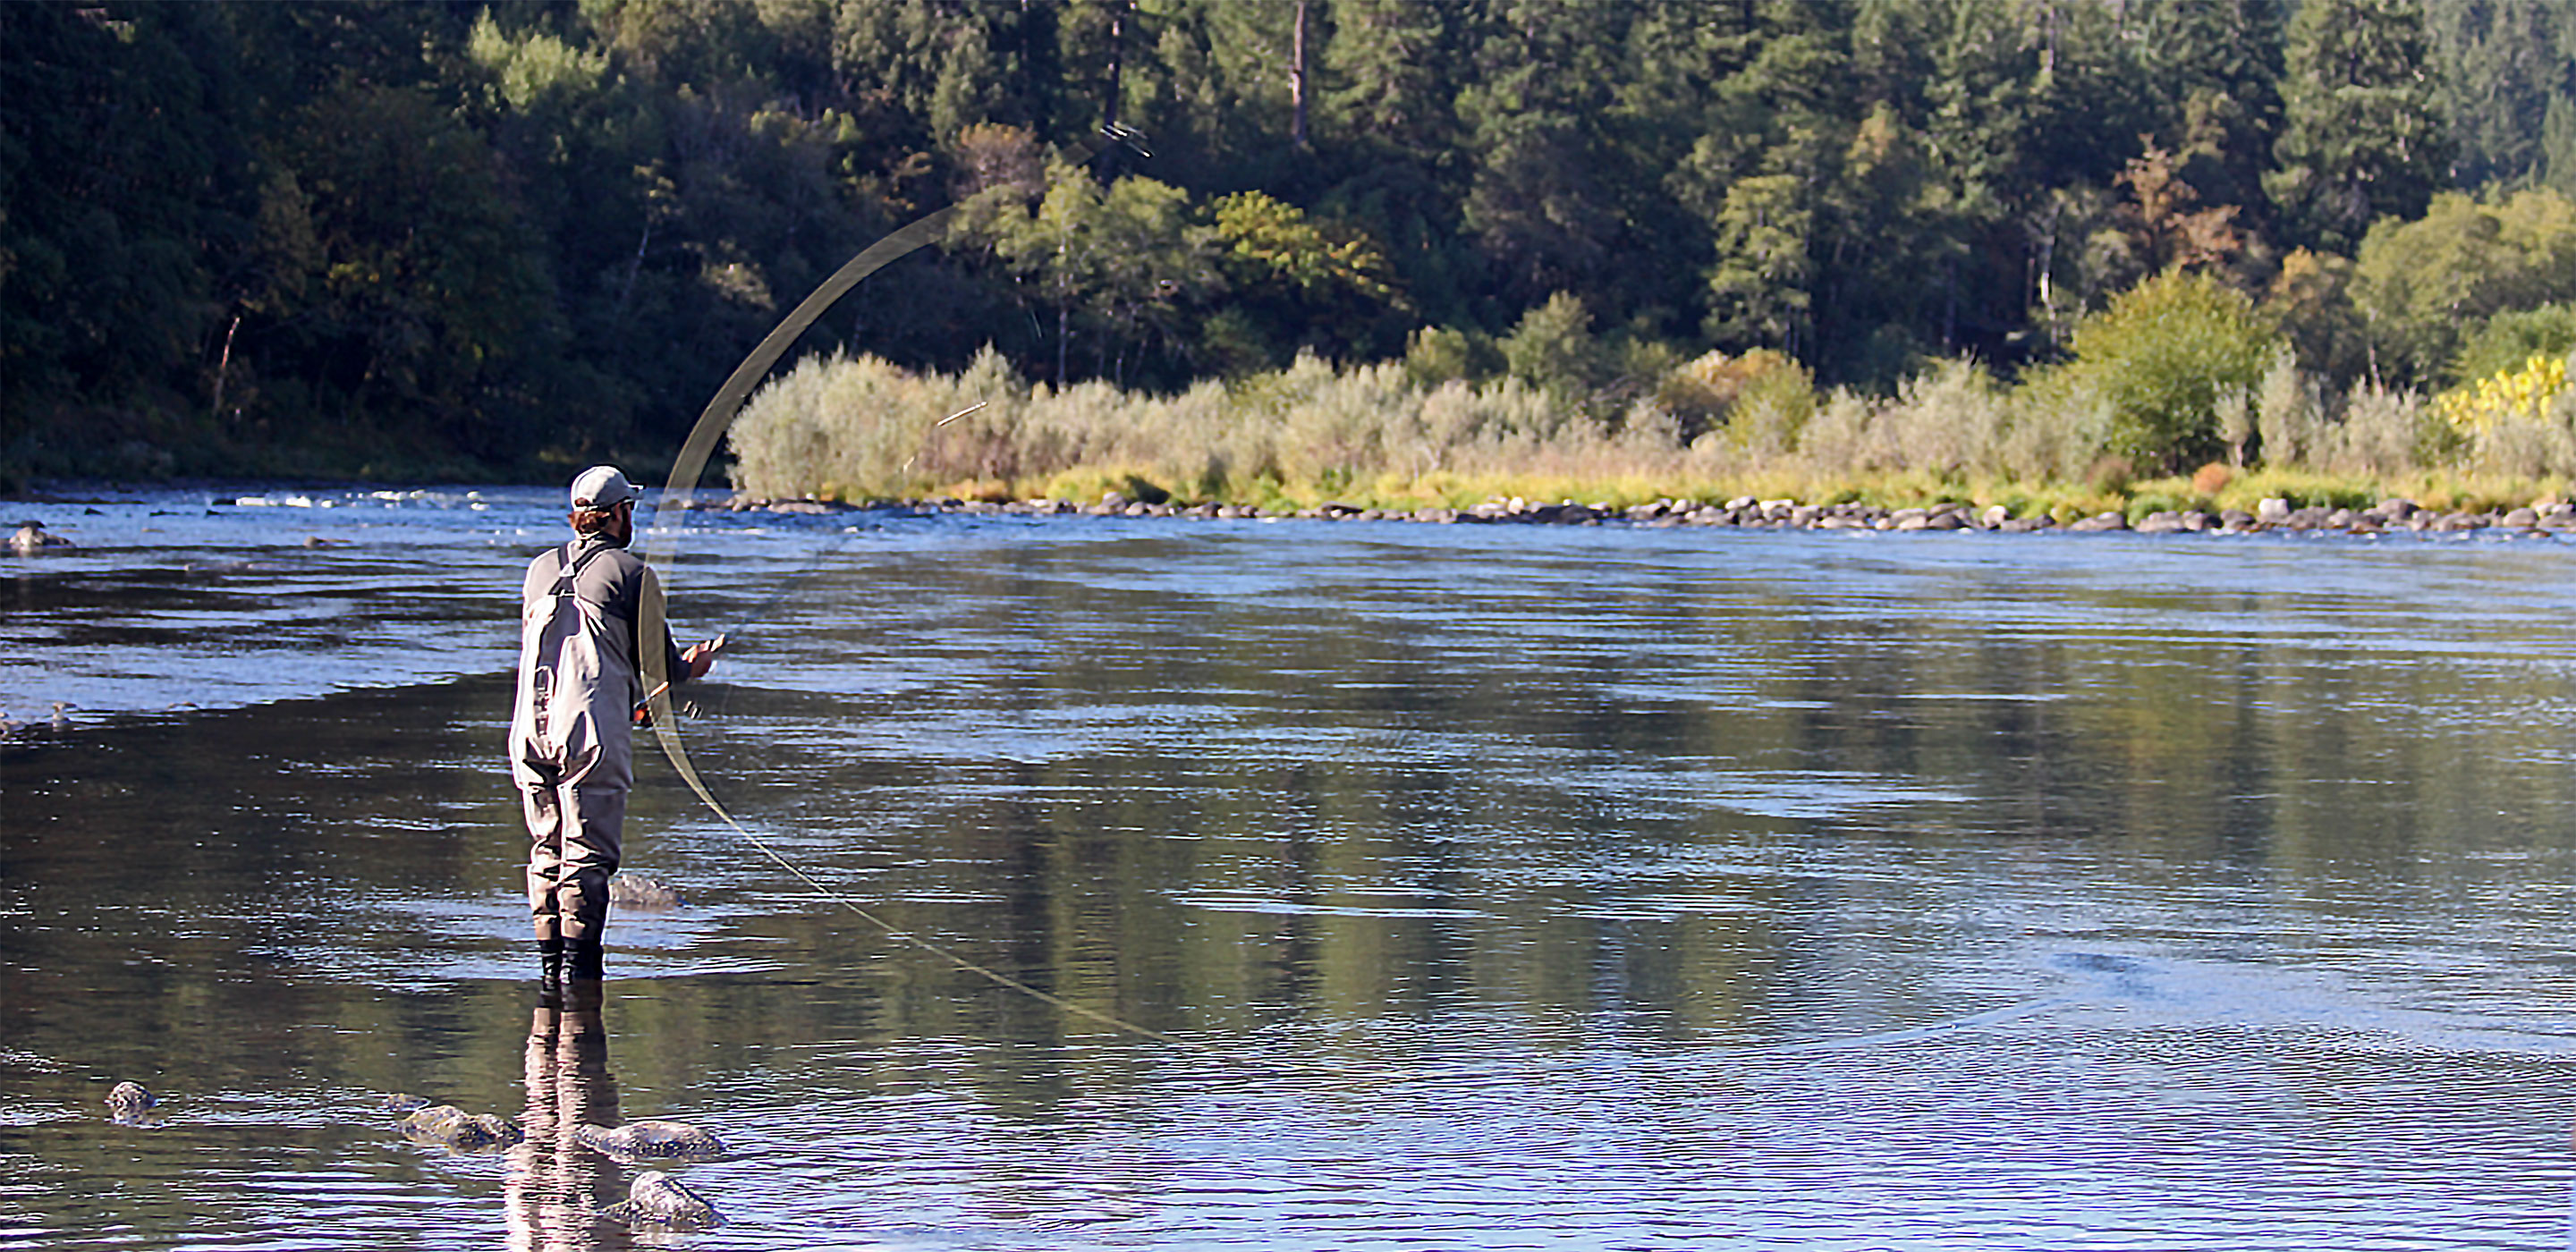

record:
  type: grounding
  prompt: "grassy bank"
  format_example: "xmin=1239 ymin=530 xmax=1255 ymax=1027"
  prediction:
xmin=727 ymin=348 xmax=2576 ymax=522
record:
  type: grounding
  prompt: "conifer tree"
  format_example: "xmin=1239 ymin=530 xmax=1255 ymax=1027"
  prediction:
xmin=2267 ymin=0 xmax=2450 ymax=256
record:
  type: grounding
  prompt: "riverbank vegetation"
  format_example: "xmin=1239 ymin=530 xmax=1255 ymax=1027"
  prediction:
xmin=16 ymin=1 xmax=2576 ymax=509
xmin=729 ymin=261 xmax=2576 ymax=520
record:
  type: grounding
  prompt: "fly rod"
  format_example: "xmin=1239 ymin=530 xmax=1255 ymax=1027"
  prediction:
xmin=631 ymin=124 xmax=1191 ymax=1046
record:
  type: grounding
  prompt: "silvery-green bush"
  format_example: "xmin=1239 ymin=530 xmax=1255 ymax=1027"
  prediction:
xmin=731 ymin=342 xmax=2505 ymax=504
xmin=2317 ymin=385 xmax=2433 ymax=477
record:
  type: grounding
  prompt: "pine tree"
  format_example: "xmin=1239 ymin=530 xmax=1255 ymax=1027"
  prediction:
xmin=2421 ymin=0 xmax=2576 ymax=190
xmin=1453 ymin=0 xmax=1636 ymax=310
xmin=2267 ymin=0 xmax=2451 ymax=255
xmin=2136 ymin=0 xmax=2283 ymax=231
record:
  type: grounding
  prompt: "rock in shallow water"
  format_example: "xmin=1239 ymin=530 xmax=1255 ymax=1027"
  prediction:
xmin=606 ymin=874 xmax=682 ymax=909
xmin=106 ymin=1081 xmax=156 ymax=1122
xmin=399 ymin=1104 xmax=523 ymax=1151
xmin=8 ymin=521 xmax=75 ymax=554
xmin=575 ymin=1119 xmax=726 ymax=1163
xmin=603 ymin=1170 xmax=722 ymax=1230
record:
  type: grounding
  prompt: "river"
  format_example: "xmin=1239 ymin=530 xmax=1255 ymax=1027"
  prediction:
xmin=4 ymin=486 xmax=2575 ymax=1249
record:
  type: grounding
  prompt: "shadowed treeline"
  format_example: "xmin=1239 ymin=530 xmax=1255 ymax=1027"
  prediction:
xmin=20 ymin=1 xmax=2576 ymax=495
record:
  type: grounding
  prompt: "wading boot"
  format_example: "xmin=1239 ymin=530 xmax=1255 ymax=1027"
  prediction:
xmin=538 ymin=938 xmax=566 ymax=1008
xmin=567 ymin=936 xmax=605 ymax=983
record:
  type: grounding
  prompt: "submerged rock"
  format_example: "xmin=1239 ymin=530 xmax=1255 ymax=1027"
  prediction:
xmin=606 ymin=874 xmax=683 ymax=909
xmin=399 ymin=1104 xmax=523 ymax=1151
xmin=575 ymin=1119 xmax=725 ymax=1163
xmin=603 ymin=1170 xmax=722 ymax=1230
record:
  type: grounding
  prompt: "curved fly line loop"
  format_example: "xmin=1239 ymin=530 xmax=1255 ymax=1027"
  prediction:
xmin=632 ymin=124 xmax=1186 ymax=1046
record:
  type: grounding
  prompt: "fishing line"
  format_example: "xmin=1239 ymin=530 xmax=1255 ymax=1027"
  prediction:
xmin=642 ymin=733 xmax=1194 ymax=1047
xmin=632 ymin=124 xmax=1193 ymax=1048
xmin=901 ymin=399 xmax=992 ymax=476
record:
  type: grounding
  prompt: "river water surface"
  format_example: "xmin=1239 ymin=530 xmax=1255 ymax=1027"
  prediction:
xmin=6 ymin=486 xmax=2576 ymax=1249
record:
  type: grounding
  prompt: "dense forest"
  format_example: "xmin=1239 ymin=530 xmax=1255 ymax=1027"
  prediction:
xmin=10 ymin=0 xmax=2576 ymax=489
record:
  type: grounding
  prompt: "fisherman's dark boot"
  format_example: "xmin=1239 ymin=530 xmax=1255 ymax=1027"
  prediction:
xmin=538 ymin=937 xmax=566 ymax=1007
xmin=567 ymin=936 xmax=605 ymax=983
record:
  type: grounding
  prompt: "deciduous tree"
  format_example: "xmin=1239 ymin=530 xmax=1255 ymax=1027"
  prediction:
xmin=2352 ymin=188 xmax=2576 ymax=387
xmin=2046 ymin=267 xmax=2275 ymax=470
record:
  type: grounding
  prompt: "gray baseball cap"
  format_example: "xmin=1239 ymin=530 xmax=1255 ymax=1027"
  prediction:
xmin=569 ymin=465 xmax=640 ymax=509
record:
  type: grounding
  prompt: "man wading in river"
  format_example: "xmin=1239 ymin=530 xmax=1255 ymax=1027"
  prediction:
xmin=511 ymin=466 xmax=718 ymax=1000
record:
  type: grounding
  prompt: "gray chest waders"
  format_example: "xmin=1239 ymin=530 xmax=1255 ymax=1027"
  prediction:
xmin=517 ymin=542 xmax=630 ymax=976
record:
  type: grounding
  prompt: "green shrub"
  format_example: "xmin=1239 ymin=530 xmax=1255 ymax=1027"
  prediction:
xmin=2050 ymin=268 xmax=2275 ymax=470
xmin=1403 ymin=326 xmax=1494 ymax=388
xmin=1661 ymin=348 xmax=1806 ymax=444
xmin=2454 ymin=303 xmax=2576 ymax=386
xmin=2123 ymin=487 xmax=2205 ymax=520
xmin=1988 ymin=492 xmax=2050 ymax=520
xmin=1499 ymin=292 xmax=1607 ymax=396
xmin=2354 ymin=189 xmax=2576 ymax=387
xmin=1876 ymin=360 xmax=2011 ymax=474
xmin=2216 ymin=469 xmax=2376 ymax=512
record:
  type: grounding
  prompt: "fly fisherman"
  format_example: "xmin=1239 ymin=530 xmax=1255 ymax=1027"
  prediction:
xmin=511 ymin=466 xmax=719 ymax=999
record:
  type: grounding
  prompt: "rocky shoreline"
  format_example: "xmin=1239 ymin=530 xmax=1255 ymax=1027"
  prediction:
xmin=718 ymin=492 xmax=2576 ymax=537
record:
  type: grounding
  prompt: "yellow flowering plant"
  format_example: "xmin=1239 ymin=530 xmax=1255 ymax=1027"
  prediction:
xmin=2436 ymin=352 xmax=2570 ymax=435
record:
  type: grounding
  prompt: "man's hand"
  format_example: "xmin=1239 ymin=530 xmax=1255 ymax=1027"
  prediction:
xmin=681 ymin=633 xmax=726 ymax=681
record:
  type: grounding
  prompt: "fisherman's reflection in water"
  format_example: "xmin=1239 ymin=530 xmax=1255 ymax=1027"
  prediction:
xmin=506 ymin=985 xmax=625 ymax=1251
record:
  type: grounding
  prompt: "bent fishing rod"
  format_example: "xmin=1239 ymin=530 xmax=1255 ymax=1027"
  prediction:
xmin=642 ymin=396 xmax=994 ymax=720
xmin=631 ymin=123 xmax=1190 ymax=1046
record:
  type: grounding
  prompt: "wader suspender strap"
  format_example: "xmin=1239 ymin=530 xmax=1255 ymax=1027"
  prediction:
xmin=557 ymin=538 xmax=655 ymax=677
xmin=531 ymin=541 xmax=618 ymax=732
xmin=553 ymin=541 xmax=661 ymax=719
xmin=549 ymin=540 xmax=613 ymax=598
